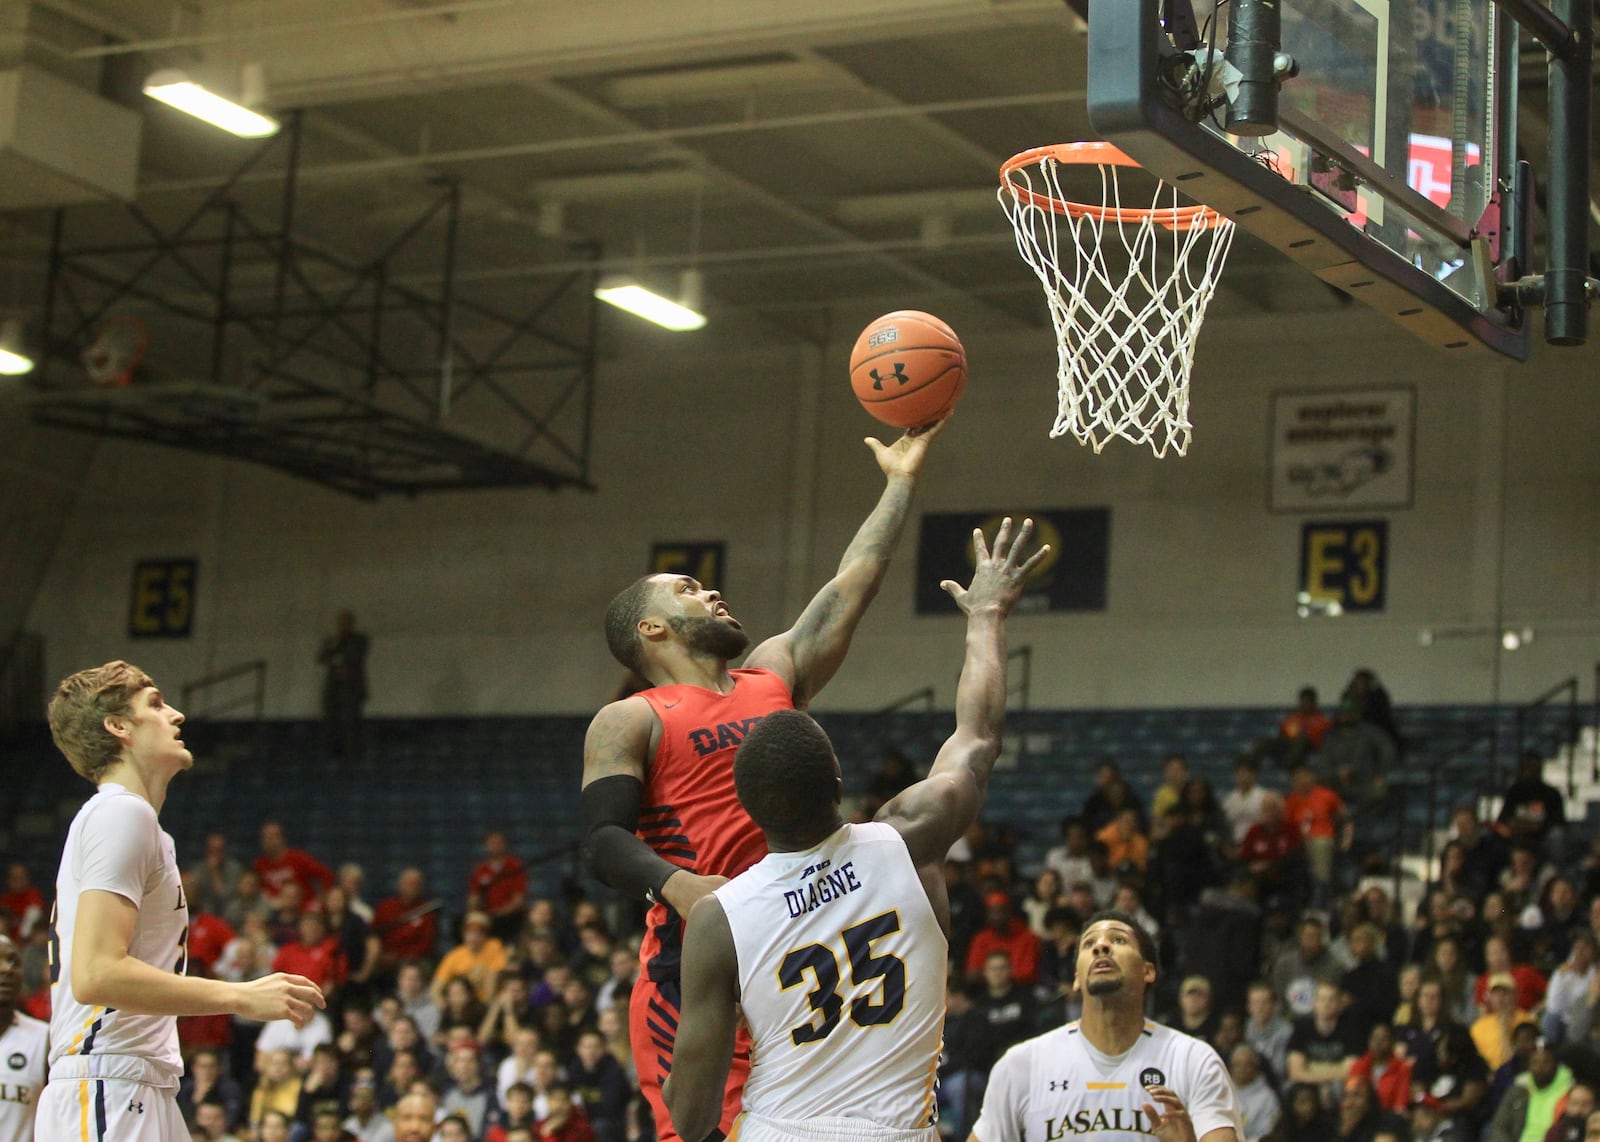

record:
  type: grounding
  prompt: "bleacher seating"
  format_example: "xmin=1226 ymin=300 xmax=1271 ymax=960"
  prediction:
xmin=3 ymin=702 xmax=1584 ymax=915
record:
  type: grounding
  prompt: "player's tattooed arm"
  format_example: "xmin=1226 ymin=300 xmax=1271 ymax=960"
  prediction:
xmin=747 ymin=418 xmax=946 ymax=706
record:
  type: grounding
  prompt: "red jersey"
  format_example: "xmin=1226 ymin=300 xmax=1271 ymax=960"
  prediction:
xmin=374 ymin=896 xmax=438 ymax=962
xmin=273 ymin=936 xmax=347 ymax=990
xmin=1239 ymin=819 xmax=1304 ymax=864
xmin=469 ymin=856 xmax=528 ymax=913
xmin=253 ymin=849 xmax=335 ymax=904
xmin=187 ymin=912 xmax=236 ymax=972
xmin=635 ymin=668 xmax=793 ymax=983
xmin=964 ymin=919 xmax=1043 ymax=985
xmin=0 ymin=886 xmax=46 ymax=940
xmin=1285 ymin=785 xmax=1345 ymax=839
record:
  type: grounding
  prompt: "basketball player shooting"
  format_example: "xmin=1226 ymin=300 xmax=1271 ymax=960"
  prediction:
xmin=664 ymin=518 xmax=1046 ymax=1142
xmin=581 ymin=419 xmax=945 ymax=1142
xmin=36 ymin=663 xmax=325 ymax=1141
xmin=969 ymin=911 xmax=1242 ymax=1142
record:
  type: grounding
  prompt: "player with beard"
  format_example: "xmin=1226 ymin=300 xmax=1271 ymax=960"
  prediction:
xmin=582 ymin=421 xmax=944 ymax=1142
xmin=970 ymin=911 xmax=1242 ymax=1142
xmin=0 ymin=933 xmax=47 ymax=1142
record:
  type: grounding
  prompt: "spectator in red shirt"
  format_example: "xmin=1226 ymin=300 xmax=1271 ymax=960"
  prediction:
xmin=374 ymin=868 xmax=439 ymax=978
xmin=1348 ymin=1021 xmax=1413 ymax=1111
xmin=1280 ymin=687 xmax=1332 ymax=755
xmin=469 ymin=830 xmax=529 ymax=946
xmin=254 ymin=820 xmax=335 ymax=908
xmin=535 ymin=1083 xmax=597 ymax=1142
xmin=964 ymin=891 xmax=1042 ymax=986
xmin=0 ymin=862 xmax=46 ymax=942
xmin=181 ymin=872 xmax=237 ymax=974
xmin=273 ymin=910 xmax=347 ymax=995
xmin=1285 ymin=762 xmax=1352 ymax=906
xmin=1239 ymin=792 xmax=1307 ymax=905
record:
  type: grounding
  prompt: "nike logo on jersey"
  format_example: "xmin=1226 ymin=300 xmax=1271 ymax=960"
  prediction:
xmin=663 ymin=700 xmax=681 ymax=708
xmin=687 ymin=715 xmax=767 ymax=757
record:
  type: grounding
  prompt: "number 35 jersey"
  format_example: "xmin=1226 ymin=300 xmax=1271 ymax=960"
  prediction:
xmin=716 ymin=821 xmax=946 ymax=1130
xmin=49 ymin=784 xmax=189 ymax=1083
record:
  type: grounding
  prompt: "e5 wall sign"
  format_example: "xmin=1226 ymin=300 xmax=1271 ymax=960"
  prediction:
xmin=1269 ymin=386 xmax=1414 ymax=512
xmin=649 ymin=542 xmax=725 ymax=589
xmin=129 ymin=559 xmax=197 ymax=638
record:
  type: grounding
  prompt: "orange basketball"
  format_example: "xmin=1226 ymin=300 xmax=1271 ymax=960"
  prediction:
xmin=849 ymin=310 xmax=967 ymax=429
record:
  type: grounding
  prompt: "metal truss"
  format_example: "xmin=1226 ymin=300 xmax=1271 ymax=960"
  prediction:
xmin=28 ymin=113 xmax=599 ymax=499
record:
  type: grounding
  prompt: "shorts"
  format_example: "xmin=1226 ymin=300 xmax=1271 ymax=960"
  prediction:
xmin=37 ymin=1061 xmax=184 ymax=1142
xmin=632 ymin=974 xmax=751 ymax=1142
xmin=731 ymin=1112 xmax=939 ymax=1142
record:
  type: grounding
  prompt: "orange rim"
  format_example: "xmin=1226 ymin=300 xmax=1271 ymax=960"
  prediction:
xmin=999 ymin=142 xmax=1229 ymax=231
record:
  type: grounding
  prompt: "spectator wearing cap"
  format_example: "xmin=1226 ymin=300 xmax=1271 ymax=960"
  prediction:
xmin=1229 ymin=1043 xmax=1282 ymax=1142
xmin=434 ymin=911 xmax=510 ymax=1006
xmin=1474 ymin=973 xmax=1539 ymax=1071
xmin=1172 ymin=974 xmax=1220 ymax=1042
xmin=1411 ymin=1091 xmax=1464 ymax=1142
xmin=963 ymin=891 xmax=1041 ymax=986
xmin=1486 ymin=1036 xmax=1573 ymax=1142
xmin=1477 ymin=934 xmax=1549 ymax=1015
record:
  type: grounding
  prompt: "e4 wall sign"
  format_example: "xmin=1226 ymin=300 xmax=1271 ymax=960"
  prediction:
xmin=1300 ymin=522 xmax=1387 ymax=613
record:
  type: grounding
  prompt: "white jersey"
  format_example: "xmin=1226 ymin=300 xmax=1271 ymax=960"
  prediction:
xmin=0 ymin=1011 xmax=48 ymax=1142
xmin=973 ymin=1020 xmax=1243 ymax=1142
xmin=715 ymin=821 xmax=946 ymax=1132
xmin=48 ymin=784 xmax=189 ymax=1085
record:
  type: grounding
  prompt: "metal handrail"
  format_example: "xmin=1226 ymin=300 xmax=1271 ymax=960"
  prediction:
xmin=1511 ymin=675 xmax=1580 ymax=793
xmin=180 ymin=659 xmax=268 ymax=721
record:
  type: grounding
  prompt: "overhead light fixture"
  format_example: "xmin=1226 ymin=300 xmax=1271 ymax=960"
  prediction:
xmin=594 ymin=270 xmax=707 ymax=332
xmin=0 ymin=318 xmax=34 ymax=376
xmin=143 ymin=69 xmax=280 ymax=139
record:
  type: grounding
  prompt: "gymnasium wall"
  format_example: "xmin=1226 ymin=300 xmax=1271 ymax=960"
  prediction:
xmin=11 ymin=301 xmax=1600 ymax=718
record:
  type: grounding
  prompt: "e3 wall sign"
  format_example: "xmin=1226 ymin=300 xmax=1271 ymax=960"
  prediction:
xmin=129 ymin=559 xmax=197 ymax=638
xmin=1300 ymin=522 xmax=1386 ymax=612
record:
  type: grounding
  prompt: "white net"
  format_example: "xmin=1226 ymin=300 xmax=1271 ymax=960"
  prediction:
xmin=998 ymin=148 xmax=1236 ymax=458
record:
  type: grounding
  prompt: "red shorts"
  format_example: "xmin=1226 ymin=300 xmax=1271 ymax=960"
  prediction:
xmin=631 ymin=975 xmax=751 ymax=1142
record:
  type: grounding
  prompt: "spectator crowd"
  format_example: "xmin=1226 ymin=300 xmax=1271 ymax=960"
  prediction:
xmin=3 ymin=666 xmax=1598 ymax=1142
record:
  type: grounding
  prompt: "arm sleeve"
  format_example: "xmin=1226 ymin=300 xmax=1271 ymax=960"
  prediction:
xmin=581 ymin=775 xmax=678 ymax=904
xmin=970 ymin=1043 xmax=1028 ymax=1142
xmin=76 ymin=796 xmax=159 ymax=903
xmin=1185 ymin=1043 xmax=1246 ymax=1140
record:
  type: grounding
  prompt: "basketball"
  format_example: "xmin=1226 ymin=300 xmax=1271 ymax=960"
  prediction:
xmin=849 ymin=310 xmax=967 ymax=429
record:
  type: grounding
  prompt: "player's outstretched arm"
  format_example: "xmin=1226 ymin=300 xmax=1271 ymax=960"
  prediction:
xmin=663 ymin=894 xmax=740 ymax=1142
xmin=72 ymin=889 xmax=324 ymax=1025
xmin=878 ymin=518 xmax=1047 ymax=870
xmin=580 ymin=698 xmax=725 ymax=916
xmin=746 ymin=418 xmax=946 ymax=707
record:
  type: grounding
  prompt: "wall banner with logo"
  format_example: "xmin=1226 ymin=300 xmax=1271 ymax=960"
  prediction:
xmin=916 ymin=509 xmax=1108 ymax=615
xmin=1269 ymin=386 xmax=1415 ymax=512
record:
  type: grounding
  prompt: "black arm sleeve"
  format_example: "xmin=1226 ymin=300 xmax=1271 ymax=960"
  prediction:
xmin=581 ymin=774 xmax=679 ymax=905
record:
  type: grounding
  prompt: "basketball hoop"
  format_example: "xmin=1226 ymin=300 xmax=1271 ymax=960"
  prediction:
xmin=998 ymin=142 xmax=1235 ymax=458
xmin=81 ymin=314 xmax=148 ymax=387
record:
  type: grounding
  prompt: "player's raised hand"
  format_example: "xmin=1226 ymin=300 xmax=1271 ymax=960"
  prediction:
xmin=865 ymin=414 xmax=949 ymax=480
xmin=235 ymin=972 xmax=326 ymax=1028
xmin=941 ymin=517 xmax=1049 ymax=617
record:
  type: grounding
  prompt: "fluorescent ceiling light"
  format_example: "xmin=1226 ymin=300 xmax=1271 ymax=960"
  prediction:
xmin=0 ymin=320 xmax=33 ymax=375
xmin=595 ymin=275 xmax=706 ymax=332
xmin=143 ymin=70 xmax=280 ymax=139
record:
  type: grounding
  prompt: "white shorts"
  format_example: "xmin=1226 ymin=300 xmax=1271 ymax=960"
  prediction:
xmin=732 ymin=1112 xmax=939 ymax=1142
xmin=37 ymin=1071 xmax=183 ymax=1141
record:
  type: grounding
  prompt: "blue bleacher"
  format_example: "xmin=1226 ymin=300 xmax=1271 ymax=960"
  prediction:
xmin=0 ymin=702 xmax=1580 ymax=913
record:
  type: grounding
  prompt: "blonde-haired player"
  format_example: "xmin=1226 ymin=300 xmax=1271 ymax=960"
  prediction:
xmin=37 ymin=661 xmax=324 ymax=1141
xmin=665 ymin=519 xmax=1047 ymax=1142
xmin=970 ymin=911 xmax=1242 ymax=1142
